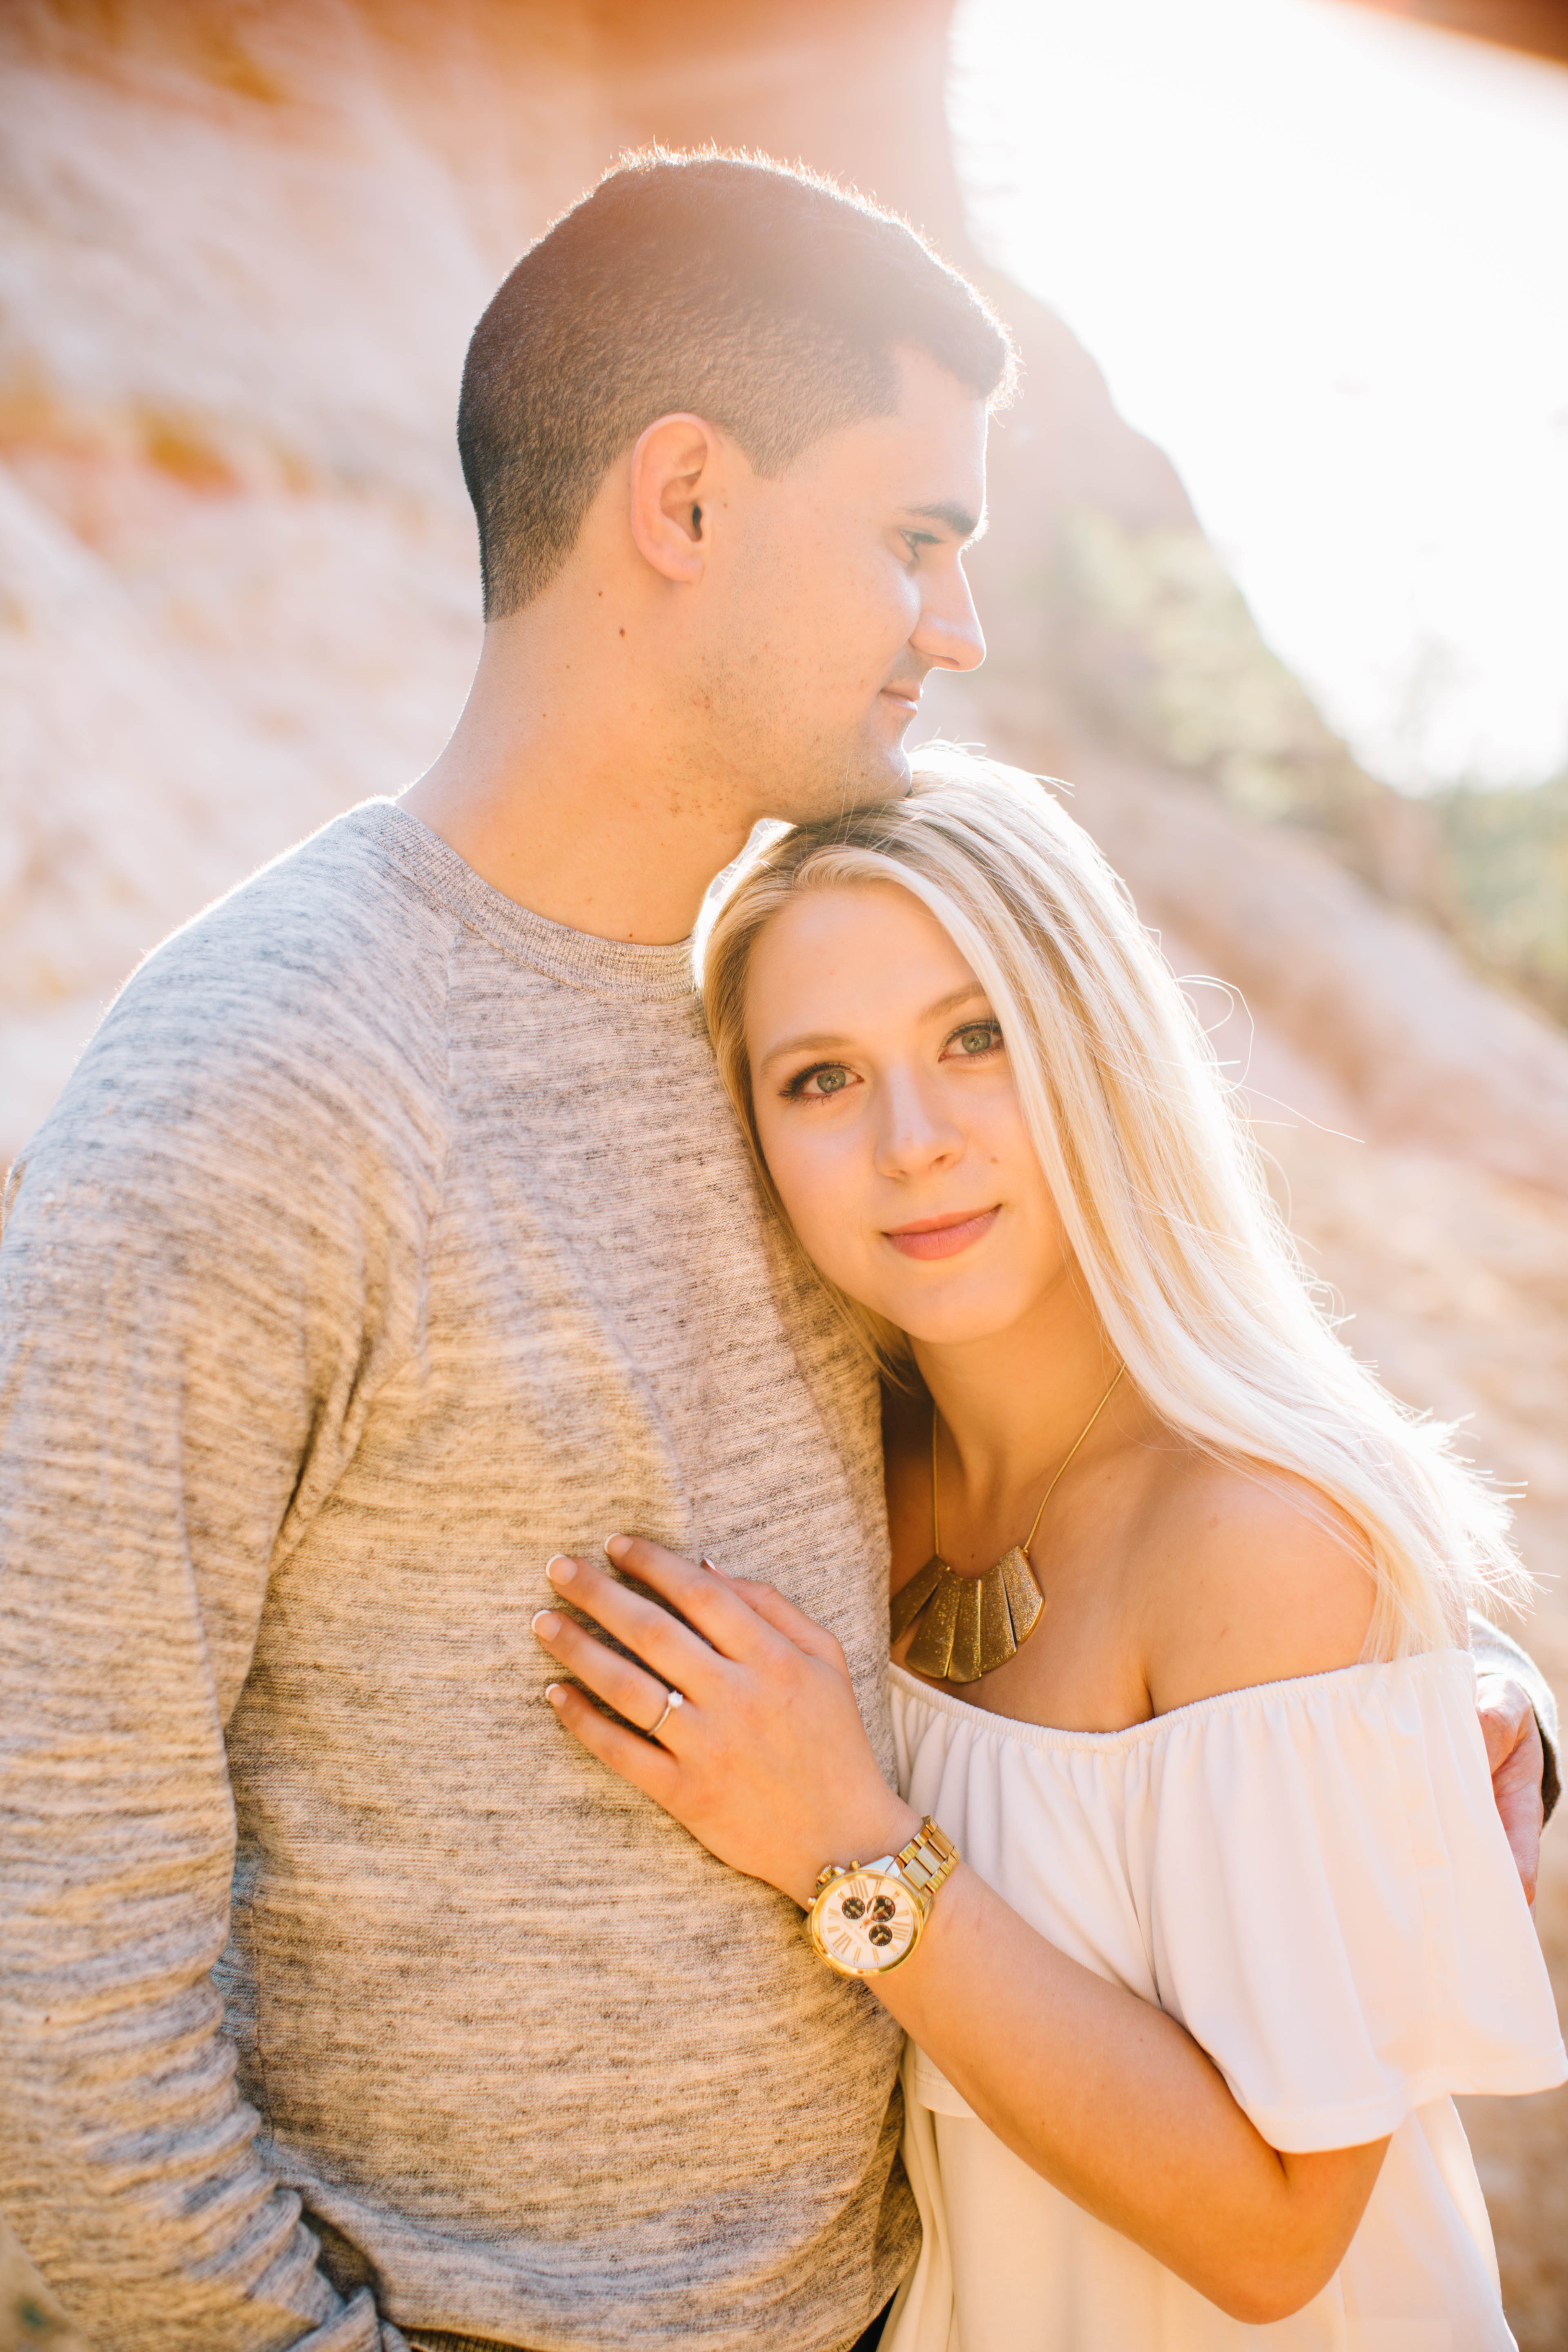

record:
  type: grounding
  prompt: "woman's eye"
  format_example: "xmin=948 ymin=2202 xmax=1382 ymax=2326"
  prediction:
xmin=787 ymin=1064 xmax=853 ymax=1100
xmin=949 ymin=1022 xmax=1002 ymax=1059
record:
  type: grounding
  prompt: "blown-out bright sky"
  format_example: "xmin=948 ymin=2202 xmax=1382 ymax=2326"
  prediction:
xmin=949 ymin=0 xmax=1568 ymax=792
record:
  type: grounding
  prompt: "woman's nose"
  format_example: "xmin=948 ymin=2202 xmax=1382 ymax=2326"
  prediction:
xmin=872 ymin=1076 xmax=964 ymax=1178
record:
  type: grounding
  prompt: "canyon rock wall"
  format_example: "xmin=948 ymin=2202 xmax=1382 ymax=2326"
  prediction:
xmin=2 ymin=2 xmax=1566 ymax=2343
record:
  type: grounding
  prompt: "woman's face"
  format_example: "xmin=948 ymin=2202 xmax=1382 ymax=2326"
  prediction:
xmin=746 ymin=882 xmax=1074 ymax=1346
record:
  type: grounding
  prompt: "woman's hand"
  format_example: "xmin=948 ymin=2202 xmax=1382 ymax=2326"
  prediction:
xmin=532 ymin=1536 xmax=917 ymax=1906
xmin=535 ymin=1541 xmax=1388 ymax=2323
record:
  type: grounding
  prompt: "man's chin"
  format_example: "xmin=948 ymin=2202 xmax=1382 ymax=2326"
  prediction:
xmin=771 ymin=739 xmax=912 ymax=827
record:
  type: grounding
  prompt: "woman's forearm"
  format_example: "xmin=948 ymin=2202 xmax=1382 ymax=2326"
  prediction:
xmin=873 ymin=1863 xmax=1387 ymax=2325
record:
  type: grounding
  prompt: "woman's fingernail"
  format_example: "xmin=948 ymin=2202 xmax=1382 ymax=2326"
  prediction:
xmin=604 ymin=1534 xmax=630 ymax=1562
xmin=546 ymin=1555 xmax=576 ymax=1586
xmin=532 ymin=1610 xmax=561 ymax=1637
xmin=701 ymin=1555 xmax=729 ymax=1578
xmin=544 ymin=1684 xmax=566 ymax=1707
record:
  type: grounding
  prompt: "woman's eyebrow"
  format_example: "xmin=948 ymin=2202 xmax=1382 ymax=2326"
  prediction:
xmin=756 ymin=987 xmax=991 ymax=1072
xmin=923 ymin=984 xmax=992 ymax=1021
xmin=757 ymin=1029 xmax=850 ymax=1072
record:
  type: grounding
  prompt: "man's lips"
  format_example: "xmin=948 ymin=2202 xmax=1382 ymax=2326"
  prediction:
xmin=883 ymin=1206 xmax=1000 ymax=1261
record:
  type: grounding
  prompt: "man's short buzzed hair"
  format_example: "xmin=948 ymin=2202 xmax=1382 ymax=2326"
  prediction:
xmin=459 ymin=149 xmax=1017 ymax=619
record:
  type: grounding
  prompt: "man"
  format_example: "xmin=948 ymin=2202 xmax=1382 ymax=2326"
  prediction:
xmin=0 ymin=152 xmax=1553 ymax=2352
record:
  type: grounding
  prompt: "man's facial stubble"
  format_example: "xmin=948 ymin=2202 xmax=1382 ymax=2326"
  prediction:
xmin=680 ymin=351 xmax=987 ymax=829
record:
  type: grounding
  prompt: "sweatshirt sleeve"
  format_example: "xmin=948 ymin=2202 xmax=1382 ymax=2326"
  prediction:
xmin=1468 ymin=1609 xmax=1560 ymax=1823
xmin=0 ymin=867 xmax=447 ymax=2351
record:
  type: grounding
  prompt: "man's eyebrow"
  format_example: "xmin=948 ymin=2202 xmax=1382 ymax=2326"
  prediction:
xmin=757 ymin=985 xmax=991 ymax=1072
xmin=907 ymin=501 xmax=987 ymax=545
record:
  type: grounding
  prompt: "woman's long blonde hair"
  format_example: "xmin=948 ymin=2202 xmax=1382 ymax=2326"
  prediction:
xmin=699 ymin=746 xmax=1522 ymax=1657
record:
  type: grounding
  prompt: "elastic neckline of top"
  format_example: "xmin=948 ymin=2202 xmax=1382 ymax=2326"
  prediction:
xmin=353 ymin=799 xmax=699 ymax=1003
xmin=889 ymin=1646 xmax=1470 ymax=1756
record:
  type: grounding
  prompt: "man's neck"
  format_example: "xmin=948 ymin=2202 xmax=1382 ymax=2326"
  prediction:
xmin=402 ymin=757 xmax=753 ymax=947
xmin=401 ymin=613 xmax=755 ymax=947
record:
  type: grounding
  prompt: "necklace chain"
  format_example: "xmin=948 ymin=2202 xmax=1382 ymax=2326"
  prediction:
xmin=931 ymin=1362 xmax=1126 ymax=1566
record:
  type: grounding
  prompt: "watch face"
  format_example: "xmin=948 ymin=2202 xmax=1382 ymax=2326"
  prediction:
xmin=809 ymin=1868 xmax=922 ymax=1977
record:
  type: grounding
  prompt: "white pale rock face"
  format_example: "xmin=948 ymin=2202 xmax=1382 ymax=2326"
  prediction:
xmin=0 ymin=6 xmax=622 ymax=1154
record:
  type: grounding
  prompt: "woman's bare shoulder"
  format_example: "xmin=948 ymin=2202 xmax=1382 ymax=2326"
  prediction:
xmin=1131 ymin=1444 xmax=1378 ymax=1717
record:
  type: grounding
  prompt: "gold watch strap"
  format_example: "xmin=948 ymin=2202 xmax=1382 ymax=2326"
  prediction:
xmin=895 ymin=1816 xmax=960 ymax=1904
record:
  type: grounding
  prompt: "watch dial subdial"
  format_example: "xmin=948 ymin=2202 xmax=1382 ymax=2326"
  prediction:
xmin=813 ymin=1870 xmax=920 ymax=1975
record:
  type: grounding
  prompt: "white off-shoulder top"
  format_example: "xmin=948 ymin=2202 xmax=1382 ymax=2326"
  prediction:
xmin=883 ymin=1649 xmax=1566 ymax=2352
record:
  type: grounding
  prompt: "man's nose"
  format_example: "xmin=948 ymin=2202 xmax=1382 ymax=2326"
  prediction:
xmin=913 ymin=563 xmax=986 ymax=675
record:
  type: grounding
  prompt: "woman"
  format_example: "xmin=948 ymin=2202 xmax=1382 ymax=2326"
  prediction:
xmin=530 ymin=751 xmax=1564 ymax=2347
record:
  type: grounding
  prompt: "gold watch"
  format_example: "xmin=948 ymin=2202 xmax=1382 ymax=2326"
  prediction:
xmin=806 ymin=1816 xmax=960 ymax=1978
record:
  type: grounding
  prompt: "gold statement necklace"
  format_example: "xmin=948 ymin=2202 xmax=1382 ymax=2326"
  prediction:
xmin=891 ymin=1364 xmax=1126 ymax=1686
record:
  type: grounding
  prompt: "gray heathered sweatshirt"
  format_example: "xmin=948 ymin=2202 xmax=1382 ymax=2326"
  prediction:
xmin=0 ymin=802 xmax=915 ymax=2352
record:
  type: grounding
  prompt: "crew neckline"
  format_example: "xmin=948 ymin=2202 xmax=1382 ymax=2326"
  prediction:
xmin=356 ymin=798 xmax=699 ymax=1004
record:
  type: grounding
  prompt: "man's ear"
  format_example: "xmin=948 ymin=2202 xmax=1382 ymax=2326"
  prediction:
xmin=628 ymin=412 xmax=719 ymax=585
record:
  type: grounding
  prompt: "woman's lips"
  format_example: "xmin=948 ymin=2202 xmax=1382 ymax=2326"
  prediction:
xmin=884 ymin=1207 xmax=1000 ymax=1261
